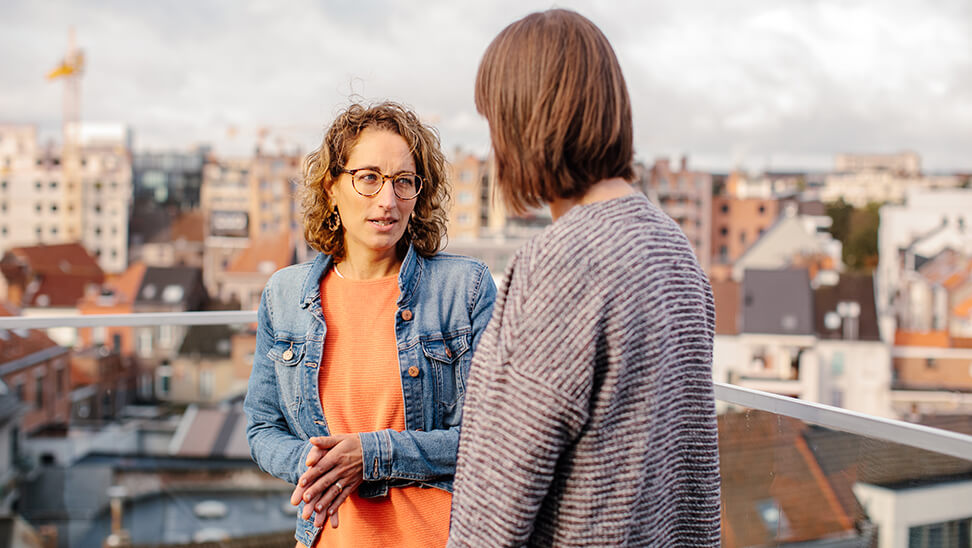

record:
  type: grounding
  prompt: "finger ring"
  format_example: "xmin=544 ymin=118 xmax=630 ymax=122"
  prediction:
xmin=334 ymin=481 xmax=343 ymax=493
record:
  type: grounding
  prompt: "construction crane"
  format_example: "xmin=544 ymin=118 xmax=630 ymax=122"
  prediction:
xmin=47 ymin=27 xmax=85 ymax=241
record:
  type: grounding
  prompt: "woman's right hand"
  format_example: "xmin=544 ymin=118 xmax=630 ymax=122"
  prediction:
xmin=290 ymin=435 xmax=364 ymax=528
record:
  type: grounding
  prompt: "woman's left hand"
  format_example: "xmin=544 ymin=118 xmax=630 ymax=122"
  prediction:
xmin=291 ymin=434 xmax=364 ymax=528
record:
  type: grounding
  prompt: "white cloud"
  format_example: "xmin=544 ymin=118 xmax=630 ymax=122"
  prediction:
xmin=1 ymin=0 xmax=969 ymax=171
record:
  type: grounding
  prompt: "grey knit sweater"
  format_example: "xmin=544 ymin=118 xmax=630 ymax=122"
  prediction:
xmin=448 ymin=193 xmax=721 ymax=547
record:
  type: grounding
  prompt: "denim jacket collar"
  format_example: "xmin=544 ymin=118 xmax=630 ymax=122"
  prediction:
xmin=298 ymin=244 xmax=422 ymax=309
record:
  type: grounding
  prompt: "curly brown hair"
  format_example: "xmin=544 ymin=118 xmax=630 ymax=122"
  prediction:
xmin=299 ymin=101 xmax=451 ymax=260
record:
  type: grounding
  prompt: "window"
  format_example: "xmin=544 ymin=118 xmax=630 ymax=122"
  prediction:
xmin=908 ymin=517 xmax=971 ymax=548
xmin=758 ymin=204 xmax=766 ymax=214
xmin=157 ymin=364 xmax=172 ymax=398
xmin=200 ymin=370 xmax=213 ymax=399
xmin=14 ymin=381 xmax=24 ymax=402
xmin=50 ymin=181 xmax=58 ymax=189
xmin=719 ymin=226 xmax=728 ymax=236
xmin=51 ymin=203 xmax=58 ymax=212
xmin=137 ymin=328 xmax=153 ymax=358
xmin=457 ymin=191 xmax=474 ymax=205
xmin=56 ymin=367 xmax=65 ymax=396
xmin=740 ymin=232 xmax=747 ymax=245
xmin=35 ymin=203 xmax=41 ymax=213
xmin=35 ymin=181 xmax=42 ymax=190
xmin=34 ymin=376 xmax=44 ymax=408
xmin=721 ymin=204 xmax=729 ymax=214
xmin=1 ymin=202 xmax=6 ymax=212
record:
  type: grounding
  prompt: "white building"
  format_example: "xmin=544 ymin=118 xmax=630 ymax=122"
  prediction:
xmin=877 ymin=188 xmax=972 ymax=339
xmin=0 ymin=123 xmax=132 ymax=274
xmin=821 ymin=170 xmax=961 ymax=208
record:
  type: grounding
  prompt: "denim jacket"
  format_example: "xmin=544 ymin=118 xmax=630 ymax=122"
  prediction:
xmin=243 ymin=245 xmax=496 ymax=546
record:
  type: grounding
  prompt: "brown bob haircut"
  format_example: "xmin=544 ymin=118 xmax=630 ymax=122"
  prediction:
xmin=476 ymin=9 xmax=635 ymax=214
xmin=299 ymin=101 xmax=450 ymax=260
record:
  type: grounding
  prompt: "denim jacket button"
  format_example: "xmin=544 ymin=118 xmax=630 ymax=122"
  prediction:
xmin=282 ymin=349 xmax=294 ymax=360
xmin=401 ymin=309 xmax=413 ymax=321
xmin=408 ymin=366 xmax=420 ymax=377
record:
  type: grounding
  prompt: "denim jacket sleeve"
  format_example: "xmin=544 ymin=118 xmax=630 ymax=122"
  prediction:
xmin=244 ymin=285 xmax=313 ymax=486
xmin=358 ymin=266 xmax=497 ymax=488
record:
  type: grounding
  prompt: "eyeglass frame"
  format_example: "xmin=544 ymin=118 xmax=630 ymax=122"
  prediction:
xmin=340 ymin=167 xmax=424 ymax=200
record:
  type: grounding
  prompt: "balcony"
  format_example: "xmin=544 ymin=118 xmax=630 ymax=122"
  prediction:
xmin=1 ymin=312 xmax=971 ymax=548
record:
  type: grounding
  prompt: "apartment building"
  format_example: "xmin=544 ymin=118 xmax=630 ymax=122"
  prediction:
xmin=877 ymin=188 xmax=972 ymax=337
xmin=824 ymin=152 xmax=960 ymax=207
xmin=200 ymin=153 xmax=300 ymax=300
xmin=835 ymin=151 xmax=921 ymax=176
xmin=0 ymin=302 xmax=72 ymax=433
xmin=0 ymin=124 xmax=132 ymax=274
xmin=712 ymin=269 xmax=892 ymax=418
xmin=710 ymin=196 xmax=780 ymax=271
xmin=638 ymin=157 xmax=712 ymax=271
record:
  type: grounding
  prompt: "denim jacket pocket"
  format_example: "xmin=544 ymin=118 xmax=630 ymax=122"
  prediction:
xmin=421 ymin=331 xmax=471 ymax=406
xmin=267 ymin=338 xmax=306 ymax=423
xmin=267 ymin=338 xmax=306 ymax=366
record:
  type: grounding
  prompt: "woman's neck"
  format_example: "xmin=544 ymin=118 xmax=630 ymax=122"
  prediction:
xmin=335 ymin=248 xmax=402 ymax=280
xmin=548 ymin=177 xmax=636 ymax=221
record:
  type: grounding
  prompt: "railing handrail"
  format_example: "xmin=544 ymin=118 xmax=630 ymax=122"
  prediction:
xmin=715 ymin=382 xmax=972 ymax=461
xmin=2 ymin=311 xmax=970 ymax=461
xmin=0 ymin=310 xmax=257 ymax=329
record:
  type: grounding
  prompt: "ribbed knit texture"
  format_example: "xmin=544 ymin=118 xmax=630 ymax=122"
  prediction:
xmin=308 ymin=269 xmax=451 ymax=548
xmin=448 ymin=194 xmax=721 ymax=547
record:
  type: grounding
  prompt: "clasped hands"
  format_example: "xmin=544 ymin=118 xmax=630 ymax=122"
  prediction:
xmin=290 ymin=433 xmax=364 ymax=528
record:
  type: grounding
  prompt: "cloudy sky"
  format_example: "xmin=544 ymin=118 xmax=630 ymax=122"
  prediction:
xmin=2 ymin=0 xmax=969 ymax=172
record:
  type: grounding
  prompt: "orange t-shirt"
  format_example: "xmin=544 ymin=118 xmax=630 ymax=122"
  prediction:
xmin=301 ymin=268 xmax=452 ymax=548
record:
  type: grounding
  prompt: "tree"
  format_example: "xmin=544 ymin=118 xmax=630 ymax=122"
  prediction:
xmin=826 ymin=199 xmax=880 ymax=272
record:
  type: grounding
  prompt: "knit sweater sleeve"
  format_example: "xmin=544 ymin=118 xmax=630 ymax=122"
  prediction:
xmin=448 ymin=245 xmax=597 ymax=547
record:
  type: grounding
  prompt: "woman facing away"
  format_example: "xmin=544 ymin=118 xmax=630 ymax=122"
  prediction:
xmin=243 ymin=101 xmax=496 ymax=548
xmin=448 ymin=9 xmax=721 ymax=547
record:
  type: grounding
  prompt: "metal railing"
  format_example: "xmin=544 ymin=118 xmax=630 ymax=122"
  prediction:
xmin=3 ymin=310 xmax=972 ymax=461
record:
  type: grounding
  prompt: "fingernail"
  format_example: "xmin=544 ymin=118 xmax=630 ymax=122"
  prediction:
xmin=316 ymin=504 xmax=323 ymax=512
xmin=304 ymin=494 xmax=311 ymax=502
xmin=328 ymin=508 xmax=334 ymax=516
xmin=300 ymin=478 xmax=307 ymax=486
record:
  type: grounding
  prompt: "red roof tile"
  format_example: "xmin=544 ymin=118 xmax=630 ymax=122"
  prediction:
xmin=8 ymin=243 xmax=103 ymax=278
xmin=0 ymin=301 xmax=60 ymax=363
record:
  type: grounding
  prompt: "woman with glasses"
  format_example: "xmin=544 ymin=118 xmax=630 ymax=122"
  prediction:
xmin=244 ymin=101 xmax=496 ymax=548
xmin=448 ymin=10 xmax=721 ymax=547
